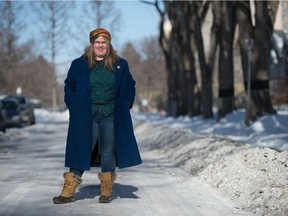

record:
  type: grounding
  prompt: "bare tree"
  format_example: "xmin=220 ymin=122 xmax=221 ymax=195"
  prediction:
xmin=207 ymin=1 xmax=221 ymax=117
xmin=121 ymin=37 xmax=167 ymax=111
xmin=236 ymin=1 xmax=278 ymax=125
xmin=0 ymin=1 xmax=31 ymax=94
xmin=140 ymin=36 xmax=167 ymax=110
xmin=16 ymin=56 xmax=55 ymax=107
xmin=143 ymin=1 xmax=207 ymax=117
xmin=62 ymin=1 xmax=123 ymax=65
xmin=193 ymin=1 xmax=213 ymax=118
xmin=31 ymin=1 xmax=73 ymax=110
xmin=120 ymin=42 xmax=142 ymax=92
xmin=215 ymin=1 xmax=237 ymax=120
xmin=86 ymin=1 xmax=121 ymax=31
xmin=71 ymin=1 xmax=122 ymax=49
xmin=142 ymin=0 xmax=279 ymax=124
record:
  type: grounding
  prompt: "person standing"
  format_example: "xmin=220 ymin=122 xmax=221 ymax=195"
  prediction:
xmin=53 ymin=28 xmax=142 ymax=204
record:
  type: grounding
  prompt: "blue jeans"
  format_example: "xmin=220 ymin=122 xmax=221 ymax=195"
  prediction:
xmin=92 ymin=109 xmax=116 ymax=172
xmin=70 ymin=109 xmax=116 ymax=176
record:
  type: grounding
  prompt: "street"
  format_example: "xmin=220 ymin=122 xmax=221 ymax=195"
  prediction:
xmin=0 ymin=122 xmax=253 ymax=216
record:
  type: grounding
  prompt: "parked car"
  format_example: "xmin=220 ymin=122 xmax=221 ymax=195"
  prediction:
xmin=1 ymin=98 xmax=23 ymax=128
xmin=5 ymin=95 xmax=35 ymax=125
xmin=0 ymin=101 xmax=6 ymax=132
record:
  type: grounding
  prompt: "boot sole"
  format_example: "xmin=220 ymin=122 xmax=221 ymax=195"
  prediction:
xmin=53 ymin=196 xmax=74 ymax=204
xmin=99 ymin=196 xmax=111 ymax=203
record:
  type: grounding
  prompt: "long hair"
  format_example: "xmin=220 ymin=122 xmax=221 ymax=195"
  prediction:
xmin=84 ymin=38 xmax=118 ymax=71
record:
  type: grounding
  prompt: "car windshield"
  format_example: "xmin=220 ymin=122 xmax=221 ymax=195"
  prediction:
xmin=3 ymin=101 xmax=18 ymax=109
xmin=17 ymin=97 xmax=26 ymax=104
xmin=5 ymin=96 xmax=26 ymax=106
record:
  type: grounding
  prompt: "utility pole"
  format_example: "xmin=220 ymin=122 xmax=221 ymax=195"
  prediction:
xmin=244 ymin=0 xmax=256 ymax=126
xmin=51 ymin=3 xmax=57 ymax=111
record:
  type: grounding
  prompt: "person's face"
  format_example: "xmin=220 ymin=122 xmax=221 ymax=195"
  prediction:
xmin=92 ymin=36 xmax=108 ymax=60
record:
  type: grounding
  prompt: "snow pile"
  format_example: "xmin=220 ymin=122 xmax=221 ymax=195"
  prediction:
xmin=201 ymin=147 xmax=288 ymax=215
xmin=133 ymin=112 xmax=288 ymax=216
xmin=34 ymin=109 xmax=69 ymax=123
xmin=133 ymin=107 xmax=288 ymax=151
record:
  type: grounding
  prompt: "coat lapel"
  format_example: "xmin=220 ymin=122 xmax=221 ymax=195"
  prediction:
xmin=114 ymin=60 xmax=124 ymax=96
xmin=80 ymin=56 xmax=91 ymax=93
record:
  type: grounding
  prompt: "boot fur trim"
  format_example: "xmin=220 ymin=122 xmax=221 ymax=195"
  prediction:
xmin=63 ymin=172 xmax=82 ymax=184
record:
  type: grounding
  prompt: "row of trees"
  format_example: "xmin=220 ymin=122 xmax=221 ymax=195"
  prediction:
xmin=0 ymin=1 xmax=67 ymax=107
xmin=1 ymin=1 xmax=282 ymax=123
xmin=0 ymin=1 xmax=55 ymax=107
xmin=144 ymin=0 xmax=279 ymax=123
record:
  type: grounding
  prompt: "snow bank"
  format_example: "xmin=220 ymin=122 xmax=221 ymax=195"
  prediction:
xmin=34 ymin=109 xmax=69 ymax=123
xmin=134 ymin=121 xmax=288 ymax=216
xmin=133 ymin=108 xmax=288 ymax=151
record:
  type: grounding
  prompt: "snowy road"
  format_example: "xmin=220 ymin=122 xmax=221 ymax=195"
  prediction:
xmin=0 ymin=122 xmax=253 ymax=216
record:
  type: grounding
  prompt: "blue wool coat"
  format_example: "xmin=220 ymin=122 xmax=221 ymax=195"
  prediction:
xmin=64 ymin=55 xmax=142 ymax=170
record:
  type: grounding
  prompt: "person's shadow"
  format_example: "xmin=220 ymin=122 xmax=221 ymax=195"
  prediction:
xmin=75 ymin=183 xmax=139 ymax=201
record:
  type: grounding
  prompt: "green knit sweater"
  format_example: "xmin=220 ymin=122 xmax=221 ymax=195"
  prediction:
xmin=90 ymin=61 xmax=115 ymax=117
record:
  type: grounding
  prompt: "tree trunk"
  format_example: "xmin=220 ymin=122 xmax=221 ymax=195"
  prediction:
xmin=156 ymin=1 xmax=177 ymax=117
xmin=207 ymin=2 xmax=221 ymax=119
xmin=151 ymin=1 xmax=215 ymax=118
xmin=193 ymin=1 xmax=213 ymax=118
xmin=162 ymin=1 xmax=199 ymax=117
xmin=252 ymin=1 xmax=277 ymax=115
xmin=217 ymin=1 xmax=237 ymax=120
xmin=236 ymin=1 xmax=277 ymax=124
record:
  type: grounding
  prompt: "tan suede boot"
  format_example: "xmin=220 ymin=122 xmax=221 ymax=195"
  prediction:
xmin=52 ymin=172 xmax=82 ymax=204
xmin=98 ymin=172 xmax=117 ymax=203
